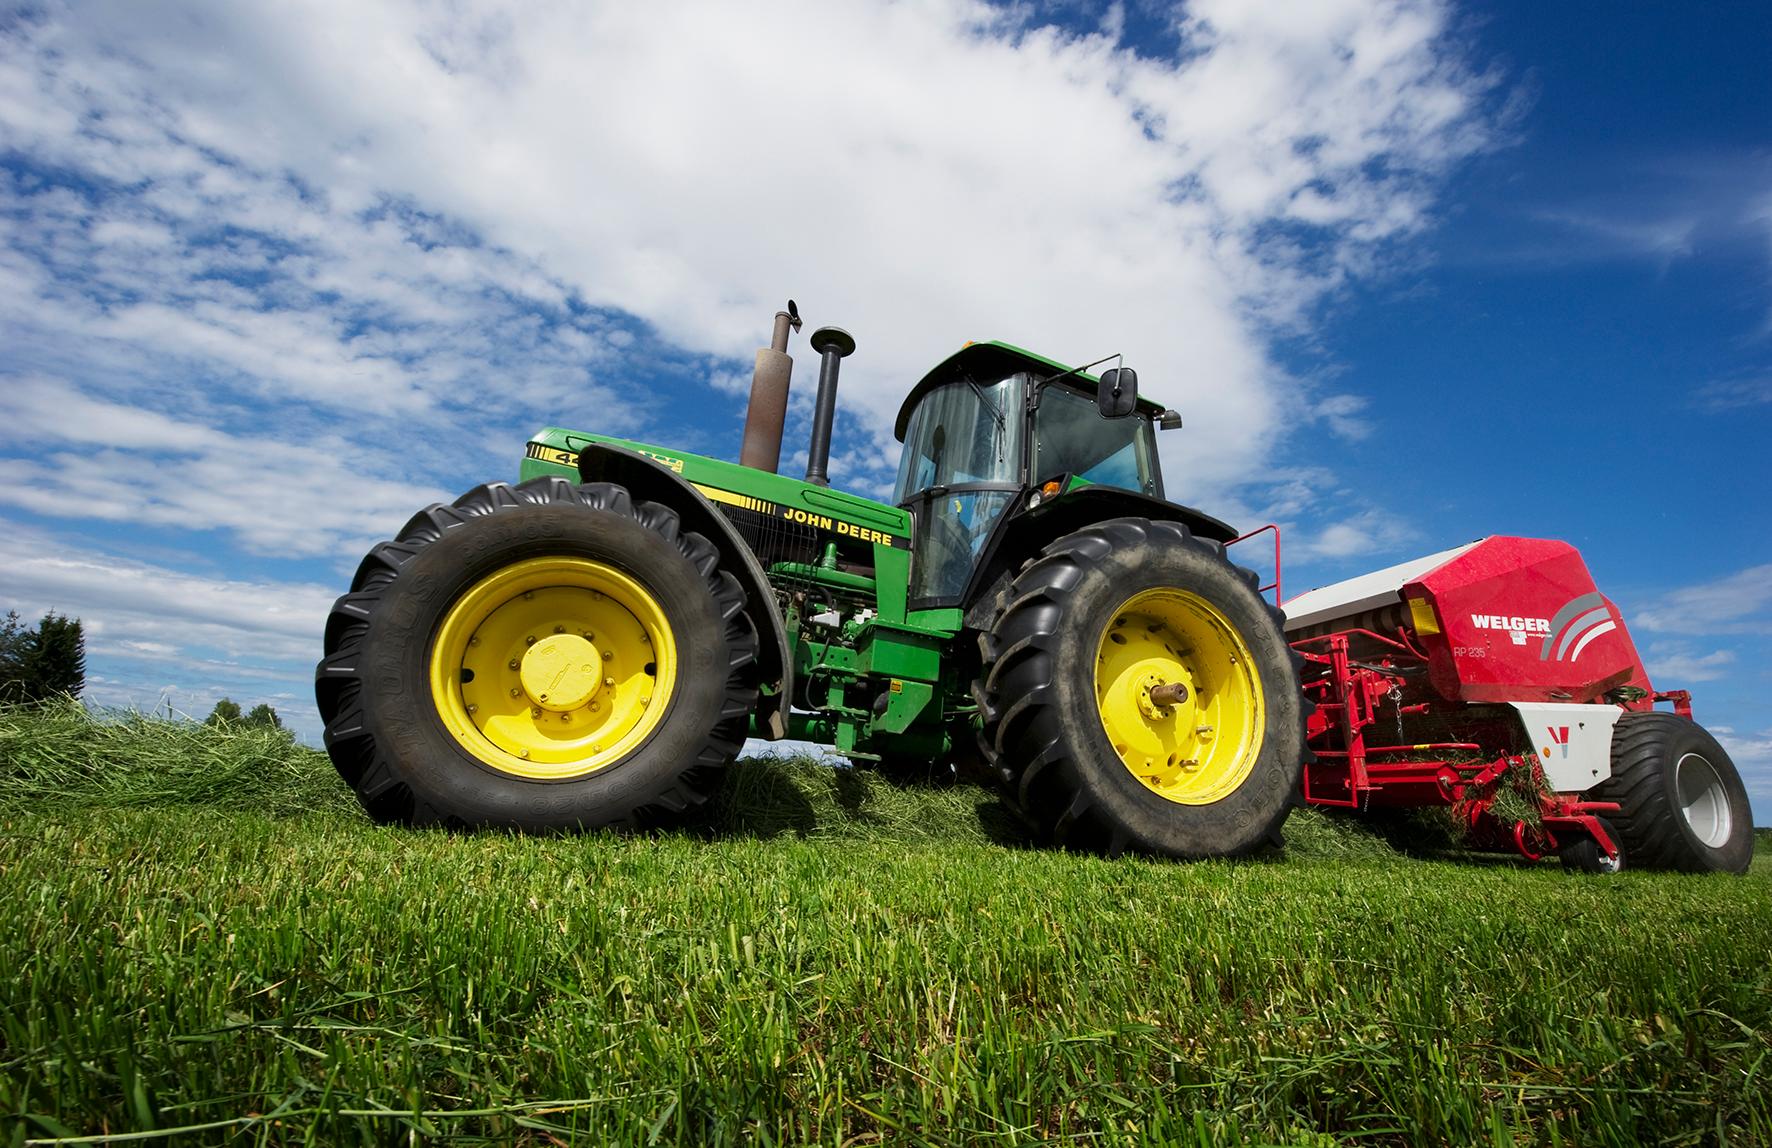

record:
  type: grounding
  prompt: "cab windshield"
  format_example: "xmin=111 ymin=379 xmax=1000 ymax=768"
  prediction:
xmin=1033 ymin=383 xmax=1160 ymax=497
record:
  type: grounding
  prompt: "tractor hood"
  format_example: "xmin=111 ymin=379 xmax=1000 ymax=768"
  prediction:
xmin=894 ymin=341 xmax=1166 ymax=441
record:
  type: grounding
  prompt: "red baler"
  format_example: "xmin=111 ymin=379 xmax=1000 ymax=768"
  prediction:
xmin=1255 ymin=535 xmax=1753 ymax=873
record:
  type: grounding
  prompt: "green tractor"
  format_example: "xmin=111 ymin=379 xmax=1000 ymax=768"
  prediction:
xmin=315 ymin=307 xmax=1307 ymax=858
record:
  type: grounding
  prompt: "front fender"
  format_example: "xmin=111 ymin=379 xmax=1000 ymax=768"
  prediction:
xmin=577 ymin=443 xmax=791 ymax=739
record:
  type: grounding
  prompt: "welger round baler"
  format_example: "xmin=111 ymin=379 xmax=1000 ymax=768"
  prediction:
xmin=1280 ymin=536 xmax=1753 ymax=873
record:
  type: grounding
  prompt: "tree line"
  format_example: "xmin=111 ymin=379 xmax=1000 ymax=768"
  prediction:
xmin=0 ymin=610 xmax=85 ymax=704
xmin=204 ymin=697 xmax=285 ymax=730
xmin=3 ymin=609 xmax=284 ymax=728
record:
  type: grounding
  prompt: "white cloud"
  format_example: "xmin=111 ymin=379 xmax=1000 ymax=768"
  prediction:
xmin=1276 ymin=507 xmax=1417 ymax=565
xmin=1313 ymin=393 xmax=1374 ymax=441
xmin=1746 ymin=189 xmax=1772 ymax=332
xmin=1529 ymin=208 xmax=1698 ymax=264
xmin=0 ymin=377 xmax=454 ymax=557
xmin=0 ymin=522 xmax=332 ymax=657
xmin=1711 ymin=725 xmax=1772 ymax=822
xmin=1641 ymin=644 xmax=1737 ymax=685
xmin=1695 ymin=376 xmax=1772 ymax=411
xmin=1633 ymin=563 xmax=1772 ymax=636
xmin=1713 ymin=726 xmax=1772 ymax=768
xmin=0 ymin=519 xmax=335 ymax=735
xmin=0 ymin=0 xmax=1501 ymax=503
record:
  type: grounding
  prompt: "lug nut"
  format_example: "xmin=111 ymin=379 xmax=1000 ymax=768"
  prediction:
xmin=531 ymin=707 xmax=542 ymax=717
xmin=508 ymin=658 xmax=520 ymax=670
xmin=525 ymin=635 xmax=537 ymax=646
xmin=509 ymin=688 xmax=522 ymax=697
xmin=602 ymin=651 xmax=613 ymax=661
xmin=554 ymin=625 xmax=566 ymax=634
xmin=604 ymin=677 xmax=614 ymax=688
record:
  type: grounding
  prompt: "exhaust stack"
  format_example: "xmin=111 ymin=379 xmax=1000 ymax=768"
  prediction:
xmin=739 ymin=300 xmax=801 ymax=472
xmin=804 ymin=325 xmax=855 ymax=487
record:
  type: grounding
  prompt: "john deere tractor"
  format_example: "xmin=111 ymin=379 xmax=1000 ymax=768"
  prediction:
xmin=316 ymin=307 xmax=1306 ymax=858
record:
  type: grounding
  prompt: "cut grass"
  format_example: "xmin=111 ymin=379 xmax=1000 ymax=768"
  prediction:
xmin=1 ymin=703 xmax=1767 ymax=1146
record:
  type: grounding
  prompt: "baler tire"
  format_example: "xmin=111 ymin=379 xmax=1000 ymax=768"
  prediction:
xmin=973 ymin=518 xmax=1307 ymax=860
xmin=314 ymin=477 xmax=757 ymax=832
xmin=1591 ymin=712 xmax=1753 ymax=874
xmin=1557 ymin=817 xmax=1623 ymax=875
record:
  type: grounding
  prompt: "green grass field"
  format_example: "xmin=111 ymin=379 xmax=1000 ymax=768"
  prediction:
xmin=2 ymin=704 xmax=1768 ymax=1146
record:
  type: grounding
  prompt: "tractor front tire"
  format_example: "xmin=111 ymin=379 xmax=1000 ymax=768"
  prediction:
xmin=315 ymin=478 xmax=757 ymax=831
xmin=974 ymin=518 xmax=1306 ymax=859
xmin=1591 ymin=712 xmax=1753 ymax=874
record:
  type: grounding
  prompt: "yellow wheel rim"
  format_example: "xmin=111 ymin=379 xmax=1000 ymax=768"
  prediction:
xmin=1093 ymin=589 xmax=1265 ymax=805
xmin=428 ymin=557 xmax=678 ymax=780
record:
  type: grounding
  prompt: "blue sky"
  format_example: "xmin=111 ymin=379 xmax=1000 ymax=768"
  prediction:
xmin=1 ymin=1 xmax=1768 ymax=817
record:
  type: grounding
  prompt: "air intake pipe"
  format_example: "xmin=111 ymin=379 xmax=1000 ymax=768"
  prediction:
xmin=739 ymin=300 xmax=801 ymax=472
xmin=803 ymin=326 xmax=855 ymax=487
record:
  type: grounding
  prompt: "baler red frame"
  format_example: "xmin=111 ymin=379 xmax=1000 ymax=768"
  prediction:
xmin=1226 ymin=525 xmax=1694 ymax=864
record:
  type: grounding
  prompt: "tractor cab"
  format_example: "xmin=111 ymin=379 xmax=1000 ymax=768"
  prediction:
xmin=892 ymin=341 xmax=1168 ymax=604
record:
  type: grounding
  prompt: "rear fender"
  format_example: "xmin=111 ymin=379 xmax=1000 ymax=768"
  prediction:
xmin=578 ymin=443 xmax=791 ymax=738
xmin=961 ymin=486 xmax=1241 ymax=630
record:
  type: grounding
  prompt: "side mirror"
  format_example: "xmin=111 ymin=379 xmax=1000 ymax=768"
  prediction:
xmin=1096 ymin=367 xmax=1137 ymax=418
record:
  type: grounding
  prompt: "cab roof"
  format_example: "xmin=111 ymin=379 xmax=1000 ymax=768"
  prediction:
xmin=893 ymin=340 xmax=1165 ymax=441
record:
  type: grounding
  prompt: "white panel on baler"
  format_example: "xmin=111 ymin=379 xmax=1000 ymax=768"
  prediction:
xmin=1507 ymin=702 xmax=1621 ymax=793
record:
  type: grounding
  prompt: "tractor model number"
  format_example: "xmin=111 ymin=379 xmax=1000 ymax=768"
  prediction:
xmin=1452 ymin=645 xmax=1487 ymax=658
xmin=636 ymin=449 xmax=685 ymax=473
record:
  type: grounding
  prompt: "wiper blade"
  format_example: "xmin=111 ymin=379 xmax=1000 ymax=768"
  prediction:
xmin=961 ymin=371 xmax=1010 ymax=465
xmin=962 ymin=372 xmax=1006 ymax=429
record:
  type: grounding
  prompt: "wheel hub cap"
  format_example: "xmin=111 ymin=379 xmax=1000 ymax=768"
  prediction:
xmin=520 ymin=633 xmax=603 ymax=712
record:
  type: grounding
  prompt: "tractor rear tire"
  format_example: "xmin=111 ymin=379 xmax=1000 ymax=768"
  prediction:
xmin=973 ymin=518 xmax=1307 ymax=859
xmin=314 ymin=478 xmax=757 ymax=831
xmin=1590 ymin=712 xmax=1753 ymax=874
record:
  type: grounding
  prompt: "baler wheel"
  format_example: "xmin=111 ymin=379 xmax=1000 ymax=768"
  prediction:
xmin=314 ymin=478 xmax=757 ymax=831
xmin=973 ymin=518 xmax=1307 ymax=859
xmin=1557 ymin=817 xmax=1623 ymax=875
xmin=1592 ymin=712 xmax=1753 ymax=874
